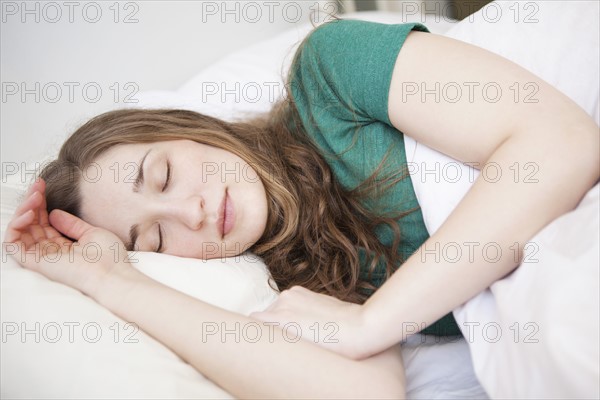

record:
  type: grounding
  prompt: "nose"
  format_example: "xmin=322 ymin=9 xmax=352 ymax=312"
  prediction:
xmin=160 ymin=195 xmax=206 ymax=230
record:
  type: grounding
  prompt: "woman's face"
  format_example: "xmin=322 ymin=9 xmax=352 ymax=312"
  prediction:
xmin=79 ymin=139 xmax=269 ymax=259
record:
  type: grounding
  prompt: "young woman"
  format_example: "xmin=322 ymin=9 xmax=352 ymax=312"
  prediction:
xmin=3 ymin=18 xmax=599 ymax=398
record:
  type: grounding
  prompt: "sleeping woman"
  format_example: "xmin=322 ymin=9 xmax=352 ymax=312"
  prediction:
xmin=3 ymin=18 xmax=599 ymax=398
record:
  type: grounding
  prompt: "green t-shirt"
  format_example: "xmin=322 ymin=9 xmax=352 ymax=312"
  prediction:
xmin=287 ymin=19 xmax=461 ymax=337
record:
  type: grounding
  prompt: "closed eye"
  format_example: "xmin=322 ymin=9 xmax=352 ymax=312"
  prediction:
xmin=156 ymin=224 xmax=164 ymax=253
xmin=156 ymin=159 xmax=170 ymax=253
xmin=162 ymin=160 xmax=171 ymax=192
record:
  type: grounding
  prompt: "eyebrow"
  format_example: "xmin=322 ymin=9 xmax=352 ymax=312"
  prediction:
xmin=133 ymin=149 xmax=151 ymax=193
xmin=128 ymin=149 xmax=151 ymax=251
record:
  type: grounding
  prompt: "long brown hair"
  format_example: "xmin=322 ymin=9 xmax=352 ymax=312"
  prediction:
xmin=39 ymin=21 xmax=418 ymax=304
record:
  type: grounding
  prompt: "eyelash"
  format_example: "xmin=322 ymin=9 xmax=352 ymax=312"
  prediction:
xmin=162 ymin=160 xmax=171 ymax=192
xmin=156 ymin=224 xmax=164 ymax=254
xmin=156 ymin=160 xmax=170 ymax=253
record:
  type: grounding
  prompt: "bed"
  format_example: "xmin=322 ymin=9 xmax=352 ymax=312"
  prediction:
xmin=2 ymin=2 xmax=599 ymax=398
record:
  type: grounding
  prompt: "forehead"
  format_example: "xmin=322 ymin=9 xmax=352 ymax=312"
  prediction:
xmin=90 ymin=142 xmax=152 ymax=192
xmin=97 ymin=142 xmax=151 ymax=164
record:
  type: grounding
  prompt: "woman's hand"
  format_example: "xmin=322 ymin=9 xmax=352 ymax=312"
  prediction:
xmin=250 ymin=286 xmax=376 ymax=360
xmin=2 ymin=177 xmax=142 ymax=300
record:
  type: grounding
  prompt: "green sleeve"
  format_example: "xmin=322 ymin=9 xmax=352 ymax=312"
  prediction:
xmin=289 ymin=19 xmax=430 ymax=128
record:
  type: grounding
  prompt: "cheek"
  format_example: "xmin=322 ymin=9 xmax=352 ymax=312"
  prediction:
xmin=251 ymin=186 xmax=269 ymax=237
xmin=171 ymin=232 xmax=212 ymax=258
xmin=243 ymin=164 xmax=262 ymax=183
xmin=198 ymin=162 xmax=227 ymax=185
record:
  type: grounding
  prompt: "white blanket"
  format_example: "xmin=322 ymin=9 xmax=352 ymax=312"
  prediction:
xmin=405 ymin=131 xmax=600 ymax=397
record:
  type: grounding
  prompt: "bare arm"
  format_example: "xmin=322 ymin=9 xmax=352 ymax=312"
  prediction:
xmin=359 ymin=31 xmax=599 ymax=355
xmin=3 ymin=180 xmax=405 ymax=399
xmin=98 ymin=271 xmax=405 ymax=399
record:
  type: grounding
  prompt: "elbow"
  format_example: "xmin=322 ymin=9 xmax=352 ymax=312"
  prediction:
xmin=346 ymin=379 xmax=404 ymax=400
xmin=514 ymin=118 xmax=599 ymax=185
xmin=318 ymin=371 xmax=405 ymax=400
xmin=567 ymin=123 xmax=600 ymax=186
xmin=584 ymin=127 xmax=600 ymax=180
xmin=352 ymin=363 xmax=406 ymax=399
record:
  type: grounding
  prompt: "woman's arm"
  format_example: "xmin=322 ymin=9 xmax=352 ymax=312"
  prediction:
xmin=100 ymin=272 xmax=405 ymax=399
xmin=359 ymin=31 xmax=599 ymax=356
xmin=3 ymin=179 xmax=405 ymax=399
xmin=252 ymin=29 xmax=599 ymax=361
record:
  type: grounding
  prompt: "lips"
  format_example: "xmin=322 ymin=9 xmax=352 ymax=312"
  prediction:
xmin=223 ymin=190 xmax=235 ymax=237
xmin=217 ymin=189 xmax=235 ymax=239
xmin=217 ymin=192 xmax=226 ymax=239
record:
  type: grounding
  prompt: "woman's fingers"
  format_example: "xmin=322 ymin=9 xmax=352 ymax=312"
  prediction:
xmin=13 ymin=178 xmax=46 ymax=220
xmin=6 ymin=209 xmax=35 ymax=232
xmin=13 ymin=191 xmax=43 ymax=220
xmin=3 ymin=210 xmax=35 ymax=243
xmin=17 ymin=178 xmax=44 ymax=214
xmin=24 ymin=178 xmax=42 ymax=198
xmin=2 ymin=234 xmax=73 ymax=269
xmin=42 ymin=225 xmax=64 ymax=240
xmin=7 ymin=197 xmax=49 ymax=243
xmin=36 ymin=179 xmax=49 ymax=226
xmin=6 ymin=179 xmax=55 ymax=242
xmin=7 ymin=240 xmax=57 ymax=275
xmin=28 ymin=223 xmax=47 ymax=243
xmin=19 ymin=232 xmax=35 ymax=251
xmin=26 ymin=191 xmax=48 ymax=242
xmin=49 ymin=210 xmax=95 ymax=241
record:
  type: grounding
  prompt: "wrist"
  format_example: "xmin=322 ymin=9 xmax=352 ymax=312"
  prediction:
xmin=341 ymin=303 xmax=380 ymax=360
xmin=356 ymin=300 xmax=391 ymax=358
xmin=92 ymin=265 xmax=153 ymax=310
